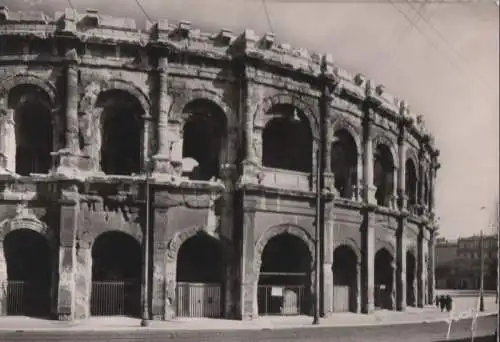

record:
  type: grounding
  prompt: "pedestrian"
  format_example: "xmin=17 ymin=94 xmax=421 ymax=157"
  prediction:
xmin=435 ymin=295 xmax=439 ymax=307
xmin=439 ymin=295 xmax=445 ymax=312
xmin=445 ymin=295 xmax=452 ymax=312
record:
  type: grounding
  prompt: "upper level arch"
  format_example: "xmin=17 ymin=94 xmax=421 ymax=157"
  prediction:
xmin=255 ymin=93 xmax=319 ymax=140
xmin=0 ymin=73 xmax=58 ymax=110
xmin=99 ymin=79 xmax=151 ymax=115
xmin=372 ymin=133 xmax=399 ymax=169
xmin=170 ymin=88 xmax=232 ymax=126
xmin=331 ymin=116 xmax=361 ymax=155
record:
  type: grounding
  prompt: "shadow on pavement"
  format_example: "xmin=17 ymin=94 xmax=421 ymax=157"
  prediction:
xmin=436 ymin=335 xmax=496 ymax=342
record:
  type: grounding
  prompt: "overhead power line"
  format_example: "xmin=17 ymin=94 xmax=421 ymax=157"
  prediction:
xmin=134 ymin=0 xmax=154 ymax=23
xmin=388 ymin=1 xmax=496 ymax=106
xmin=262 ymin=0 xmax=275 ymax=34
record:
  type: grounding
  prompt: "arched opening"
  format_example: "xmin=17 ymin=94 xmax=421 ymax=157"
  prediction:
xmin=3 ymin=229 xmax=52 ymax=317
xmin=8 ymin=85 xmax=53 ymax=176
xmin=258 ymin=233 xmax=312 ymax=316
xmin=262 ymin=104 xmax=312 ymax=173
xmin=423 ymin=173 xmax=430 ymax=210
xmin=406 ymin=251 xmax=416 ymax=306
xmin=405 ymin=159 xmax=418 ymax=208
xmin=374 ymin=248 xmax=394 ymax=310
xmin=96 ymin=90 xmax=143 ymax=175
xmin=181 ymin=100 xmax=227 ymax=180
xmin=176 ymin=233 xmax=224 ymax=318
xmin=91 ymin=231 xmax=142 ymax=317
xmin=331 ymin=129 xmax=358 ymax=199
xmin=333 ymin=245 xmax=358 ymax=312
xmin=374 ymin=144 xmax=395 ymax=207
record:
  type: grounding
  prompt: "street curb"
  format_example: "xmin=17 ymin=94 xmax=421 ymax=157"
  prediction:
xmin=0 ymin=313 xmax=496 ymax=333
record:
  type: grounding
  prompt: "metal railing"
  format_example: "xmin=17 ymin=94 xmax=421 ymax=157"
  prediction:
xmin=258 ymin=285 xmax=306 ymax=316
xmin=90 ymin=281 xmax=140 ymax=317
xmin=1 ymin=280 xmax=50 ymax=317
xmin=176 ymin=282 xmax=222 ymax=318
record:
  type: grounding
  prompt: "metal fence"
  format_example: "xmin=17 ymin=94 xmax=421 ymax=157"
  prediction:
xmin=176 ymin=282 xmax=222 ymax=318
xmin=2 ymin=280 xmax=50 ymax=317
xmin=90 ymin=281 xmax=140 ymax=317
xmin=258 ymin=285 xmax=306 ymax=316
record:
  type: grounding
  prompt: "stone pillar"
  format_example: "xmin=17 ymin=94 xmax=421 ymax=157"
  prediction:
xmin=362 ymin=107 xmax=376 ymax=204
xmin=0 ymin=108 xmax=16 ymax=173
xmin=428 ymin=231 xmax=436 ymax=304
xmin=391 ymin=261 xmax=397 ymax=310
xmin=240 ymin=210 xmax=256 ymax=320
xmin=56 ymin=50 xmax=81 ymax=174
xmin=356 ymin=263 xmax=361 ymax=313
xmin=398 ymin=104 xmax=408 ymax=211
xmin=392 ymin=166 xmax=398 ymax=209
xmin=396 ymin=216 xmax=407 ymax=311
xmin=361 ymin=209 xmax=375 ymax=313
xmin=151 ymin=208 xmax=167 ymax=320
xmin=243 ymin=67 xmax=257 ymax=166
xmin=74 ymin=242 xmax=92 ymax=320
xmin=142 ymin=114 xmax=153 ymax=171
xmin=322 ymin=203 xmax=335 ymax=317
xmin=417 ymin=226 xmax=425 ymax=307
xmin=0 ymin=244 xmax=7 ymax=316
xmin=152 ymin=57 xmax=172 ymax=175
xmin=417 ymin=149 xmax=425 ymax=212
xmin=57 ymin=186 xmax=79 ymax=321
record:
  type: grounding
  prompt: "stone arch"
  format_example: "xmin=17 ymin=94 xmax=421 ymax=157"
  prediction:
xmin=170 ymin=88 xmax=232 ymax=125
xmin=166 ymin=225 xmax=229 ymax=262
xmin=331 ymin=117 xmax=361 ymax=155
xmin=254 ymin=224 xmax=315 ymax=274
xmin=0 ymin=73 xmax=58 ymax=109
xmin=100 ymin=79 xmax=151 ymax=114
xmin=375 ymin=238 xmax=395 ymax=257
xmin=373 ymin=133 xmax=399 ymax=169
xmin=77 ymin=227 xmax=142 ymax=250
xmin=406 ymin=147 xmax=419 ymax=177
xmin=0 ymin=208 xmax=53 ymax=245
xmin=333 ymin=238 xmax=362 ymax=263
xmin=256 ymin=93 xmax=319 ymax=139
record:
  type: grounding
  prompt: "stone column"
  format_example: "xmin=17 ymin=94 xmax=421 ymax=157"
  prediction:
xmin=361 ymin=209 xmax=375 ymax=313
xmin=322 ymin=203 xmax=335 ymax=317
xmin=397 ymin=104 xmax=408 ymax=210
xmin=396 ymin=216 xmax=407 ymax=311
xmin=142 ymin=114 xmax=153 ymax=172
xmin=356 ymin=263 xmax=361 ymax=313
xmin=428 ymin=232 xmax=436 ymax=305
xmin=151 ymin=208 xmax=167 ymax=320
xmin=417 ymin=226 xmax=425 ymax=307
xmin=74 ymin=241 xmax=92 ymax=320
xmin=240 ymin=211 xmax=256 ymax=320
xmin=56 ymin=50 xmax=81 ymax=174
xmin=0 ymin=244 xmax=7 ymax=316
xmin=391 ymin=261 xmax=397 ymax=310
xmin=362 ymin=108 xmax=376 ymax=205
xmin=57 ymin=186 xmax=79 ymax=321
xmin=417 ymin=149 xmax=425 ymax=213
xmin=243 ymin=66 xmax=257 ymax=166
xmin=152 ymin=57 xmax=172 ymax=175
xmin=0 ymin=108 xmax=15 ymax=173
xmin=392 ymin=166 xmax=398 ymax=209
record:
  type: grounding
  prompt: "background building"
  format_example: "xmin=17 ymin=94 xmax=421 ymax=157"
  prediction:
xmin=0 ymin=7 xmax=439 ymax=321
xmin=436 ymin=234 xmax=498 ymax=290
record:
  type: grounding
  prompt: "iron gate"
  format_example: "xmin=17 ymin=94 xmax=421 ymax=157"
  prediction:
xmin=90 ymin=281 xmax=140 ymax=316
xmin=258 ymin=285 xmax=305 ymax=315
xmin=3 ymin=280 xmax=51 ymax=317
xmin=176 ymin=282 xmax=222 ymax=318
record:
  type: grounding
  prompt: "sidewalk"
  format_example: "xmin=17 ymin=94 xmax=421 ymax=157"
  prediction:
xmin=0 ymin=297 xmax=496 ymax=332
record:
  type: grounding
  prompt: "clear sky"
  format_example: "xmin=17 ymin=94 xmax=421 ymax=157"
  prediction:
xmin=6 ymin=0 xmax=499 ymax=238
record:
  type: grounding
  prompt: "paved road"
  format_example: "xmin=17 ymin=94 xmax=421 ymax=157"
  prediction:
xmin=0 ymin=315 xmax=496 ymax=342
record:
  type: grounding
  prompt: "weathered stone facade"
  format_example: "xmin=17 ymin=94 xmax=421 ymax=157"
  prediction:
xmin=0 ymin=7 xmax=440 ymax=321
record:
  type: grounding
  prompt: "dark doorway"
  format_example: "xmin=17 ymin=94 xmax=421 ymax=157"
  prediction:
xmin=374 ymin=144 xmax=395 ymax=207
xmin=176 ymin=233 xmax=224 ymax=318
xmin=3 ymin=229 xmax=52 ymax=317
xmin=91 ymin=231 xmax=142 ymax=317
xmin=405 ymin=159 xmax=418 ymax=208
xmin=333 ymin=245 xmax=358 ymax=312
xmin=8 ymin=85 xmax=53 ymax=176
xmin=406 ymin=251 xmax=416 ymax=306
xmin=96 ymin=90 xmax=143 ymax=175
xmin=182 ymin=100 xmax=227 ymax=181
xmin=331 ymin=129 xmax=358 ymax=199
xmin=262 ymin=104 xmax=312 ymax=173
xmin=374 ymin=248 xmax=394 ymax=310
xmin=258 ymin=233 xmax=312 ymax=316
